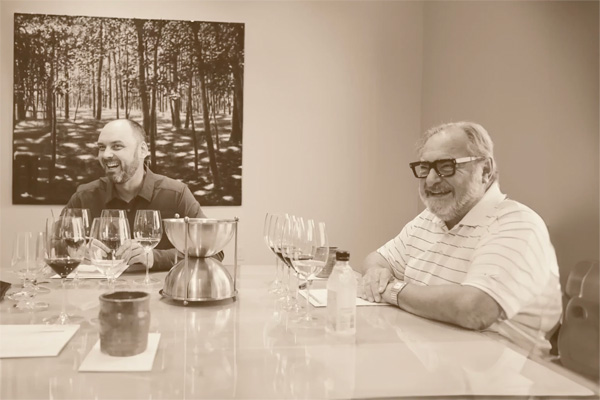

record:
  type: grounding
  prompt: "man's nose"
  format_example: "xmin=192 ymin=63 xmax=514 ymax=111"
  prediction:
xmin=103 ymin=147 xmax=113 ymax=158
xmin=425 ymin=167 xmax=442 ymax=185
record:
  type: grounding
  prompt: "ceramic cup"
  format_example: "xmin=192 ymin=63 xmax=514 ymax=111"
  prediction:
xmin=99 ymin=291 xmax=150 ymax=357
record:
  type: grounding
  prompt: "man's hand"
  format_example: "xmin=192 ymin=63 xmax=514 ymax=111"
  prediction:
xmin=357 ymin=266 xmax=393 ymax=303
xmin=116 ymin=240 xmax=154 ymax=269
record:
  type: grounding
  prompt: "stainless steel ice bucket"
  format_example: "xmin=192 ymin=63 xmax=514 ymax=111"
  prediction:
xmin=160 ymin=217 xmax=238 ymax=304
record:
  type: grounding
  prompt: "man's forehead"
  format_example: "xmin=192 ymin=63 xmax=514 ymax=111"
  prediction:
xmin=421 ymin=128 xmax=469 ymax=157
xmin=97 ymin=126 xmax=136 ymax=144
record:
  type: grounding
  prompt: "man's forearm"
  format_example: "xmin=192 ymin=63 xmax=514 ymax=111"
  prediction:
xmin=357 ymin=251 xmax=393 ymax=275
xmin=152 ymin=248 xmax=180 ymax=271
xmin=383 ymin=283 xmax=502 ymax=331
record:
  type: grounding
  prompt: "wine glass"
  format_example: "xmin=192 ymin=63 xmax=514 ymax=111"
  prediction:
xmin=6 ymin=232 xmax=49 ymax=311
xmin=62 ymin=208 xmax=92 ymax=287
xmin=292 ymin=219 xmax=328 ymax=326
xmin=43 ymin=216 xmax=86 ymax=324
xmin=264 ymin=213 xmax=284 ymax=294
xmin=101 ymin=209 xmax=128 ymax=220
xmin=133 ymin=210 xmax=163 ymax=287
xmin=88 ymin=217 xmax=130 ymax=292
xmin=281 ymin=215 xmax=304 ymax=314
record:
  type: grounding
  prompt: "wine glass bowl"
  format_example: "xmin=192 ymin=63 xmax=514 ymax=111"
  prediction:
xmin=43 ymin=216 xmax=86 ymax=324
xmin=133 ymin=210 xmax=163 ymax=287
xmin=162 ymin=218 xmax=235 ymax=257
xmin=88 ymin=217 xmax=130 ymax=292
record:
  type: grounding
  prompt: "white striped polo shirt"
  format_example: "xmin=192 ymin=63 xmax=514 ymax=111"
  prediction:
xmin=378 ymin=182 xmax=562 ymax=354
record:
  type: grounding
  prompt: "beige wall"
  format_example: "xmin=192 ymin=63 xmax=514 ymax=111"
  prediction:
xmin=1 ymin=1 xmax=597 ymax=282
xmin=0 ymin=1 xmax=424 ymax=267
xmin=421 ymin=1 xmax=599 ymax=285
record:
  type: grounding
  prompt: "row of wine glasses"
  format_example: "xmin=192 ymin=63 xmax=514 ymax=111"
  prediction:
xmin=263 ymin=212 xmax=329 ymax=327
xmin=7 ymin=208 xmax=163 ymax=324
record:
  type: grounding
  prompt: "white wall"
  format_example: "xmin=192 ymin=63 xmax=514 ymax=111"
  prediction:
xmin=0 ymin=1 xmax=424 ymax=267
xmin=2 ymin=1 xmax=597 ymax=282
xmin=420 ymin=1 xmax=599 ymax=284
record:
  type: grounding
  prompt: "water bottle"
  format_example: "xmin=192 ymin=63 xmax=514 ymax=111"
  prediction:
xmin=326 ymin=250 xmax=357 ymax=336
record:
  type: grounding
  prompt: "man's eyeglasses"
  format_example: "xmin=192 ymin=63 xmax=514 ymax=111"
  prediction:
xmin=409 ymin=157 xmax=485 ymax=178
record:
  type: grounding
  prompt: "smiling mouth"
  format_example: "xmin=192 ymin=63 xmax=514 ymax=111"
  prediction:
xmin=104 ymin=160 xmax=120 ymax=171
xmin=426 ymin=189 xmax=452 ymax=197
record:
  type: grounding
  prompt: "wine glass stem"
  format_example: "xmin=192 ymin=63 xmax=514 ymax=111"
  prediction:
xmin=305 ymin=278 xmax=311 ymax=318
xmin=60 ymin=277 xmax=68 ymax=323
xmin=144 ymin=251 xmax=150 ymax=284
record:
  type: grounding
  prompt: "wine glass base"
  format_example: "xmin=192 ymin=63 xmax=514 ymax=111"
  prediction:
xmin=133 ymin=277 xmax=162 ymax=286
xmin=66 ymin=279 xmax=94 ymax=289
xmin=13 ymin=301 xmax=49 ymax=312
xmin=33 ymin=285 xmax=51 ymax=295
xmin=43 ymin=313 xmax=84 ymax=325
xmin=97 ymin=279 xmax=128 ymax=289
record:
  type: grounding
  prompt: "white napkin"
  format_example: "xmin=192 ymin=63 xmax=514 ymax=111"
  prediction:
xmin=299 ymin=288 xmax=391 ymax=307
xmin=0 ymin=325 xmax=80 ymax=358
xmin=51 ymin=263 xmax=126 ymax=280
xmin=79 ymin=333 xmax=161 ymax=372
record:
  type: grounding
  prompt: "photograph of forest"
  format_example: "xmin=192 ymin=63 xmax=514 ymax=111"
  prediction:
xmin=13 ymin=13 xmax=244 ymax=206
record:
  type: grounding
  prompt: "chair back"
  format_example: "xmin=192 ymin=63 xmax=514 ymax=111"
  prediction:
xmin=558 ymin=260 xmax=599 ymax=379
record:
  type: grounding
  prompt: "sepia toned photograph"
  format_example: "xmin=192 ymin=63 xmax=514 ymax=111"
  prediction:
xmin=13 ymin=13 xmax=244 ymax=206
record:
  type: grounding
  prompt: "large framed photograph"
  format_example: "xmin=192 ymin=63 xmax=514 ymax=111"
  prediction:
xmin=13 ymin=13 xmax=244 ymax=206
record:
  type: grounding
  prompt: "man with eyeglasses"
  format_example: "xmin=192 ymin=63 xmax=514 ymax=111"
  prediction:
xmin=357 ymin=122 xmax=562 ymax=355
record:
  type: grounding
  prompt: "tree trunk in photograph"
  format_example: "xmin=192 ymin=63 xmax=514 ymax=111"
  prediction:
xmin=191 ymin=22 xmax=220 ymax=189
xmin=229 ymin=62 xmax=243 ymax=145
xmin=108 ymin=52 xmax=112 ymax=111
xmin=199 ymin=71 xmax=220 ymax=188
xmin=74 ymin=92 xmax=81 ymax=122
xmin=171 ymin=56 xmax=181 ymax=130
xmin=95 ymin=22 xmax=104 ymax=120
xmin=113 ymin=51 xmax=119 ymax=119
xmin=14 ymin=58 xmax=25 ymax=121
xmin=149 ymin=21 xmax=164 ymax=171
xmin=64 ymin=65 xmax=70 ymax=120
xmin=134 ymin=19 xmax=151 ymax=135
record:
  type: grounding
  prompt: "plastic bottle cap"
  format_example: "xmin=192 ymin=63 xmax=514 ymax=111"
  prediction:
xmin=336 ymin=250 xmax=350 ymax=261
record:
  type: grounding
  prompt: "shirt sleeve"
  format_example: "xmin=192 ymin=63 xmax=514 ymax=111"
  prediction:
xmin=462 ymin=210 xmax=555 ymax=319
xmin=376 ymin=220 xmax=413 ymax=280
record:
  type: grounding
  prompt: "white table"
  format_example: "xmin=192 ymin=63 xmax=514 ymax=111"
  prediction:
xmin=0 ymin=265 xmax=597 ymax=399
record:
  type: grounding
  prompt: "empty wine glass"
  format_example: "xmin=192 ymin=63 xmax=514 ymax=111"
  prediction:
xmin=133 ymin=210 xmax=163 ymax=287
xmin=62 ymin=208 xmax=92 ymax=288
xmin=88 ymin=217 xmax=130 ymax=292
xmin=43 ymin=216 xmax=86 ymax=324
xmin=6 ymin=232 xmax=49 ymax=311
xmin=292 ymin=219 xmax=328 ymax=326
xmin=101 ymin=209 xmax=128 ymax=220
xmin=264 ymin=213 xmax=284 ymax=294
xmin=281 ymin=216 xmax=305 ymax=314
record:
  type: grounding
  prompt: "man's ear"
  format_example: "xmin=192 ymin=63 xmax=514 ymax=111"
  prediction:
xmin=139 ymin=141 xmax=149 ymax=158
xmin=482 ymin=158 xmax=493 ymax=184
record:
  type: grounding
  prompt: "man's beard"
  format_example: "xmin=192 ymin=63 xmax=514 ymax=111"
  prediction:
xmin=106 ymin=153 xmax=141 ymax=184
xmin=419 ymin=173 xmax=485 ymax=223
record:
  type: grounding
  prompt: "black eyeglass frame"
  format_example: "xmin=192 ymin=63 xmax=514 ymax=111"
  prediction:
xmin=409 ymin=156 xmax=485 ymax=178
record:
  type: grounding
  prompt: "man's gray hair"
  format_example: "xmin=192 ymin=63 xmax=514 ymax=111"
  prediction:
xmin=417 ymin=121 xmax=499 ymax=182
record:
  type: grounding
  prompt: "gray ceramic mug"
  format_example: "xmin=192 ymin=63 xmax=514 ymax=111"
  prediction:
xmin=99 ymin=291 xmax=151 ymax=357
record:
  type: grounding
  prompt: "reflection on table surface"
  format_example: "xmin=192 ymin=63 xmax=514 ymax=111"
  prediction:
xmin=1 ymin=265 xmax=598 ymax=399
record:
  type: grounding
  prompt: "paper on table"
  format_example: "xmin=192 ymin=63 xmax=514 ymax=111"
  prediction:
xmin=79 ymin=333 xmax=161 ymax=372
xmin=0 ymin=325 xmax=79 ymax=358
xmin=299 ymin=288 xmax=391 ymax=307
xmin=51 ymin=263 xmax=126 ymax=280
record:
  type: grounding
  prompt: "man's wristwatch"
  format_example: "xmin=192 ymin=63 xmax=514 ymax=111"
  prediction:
xmin=389 ymin=280 xmax=408 ymax=307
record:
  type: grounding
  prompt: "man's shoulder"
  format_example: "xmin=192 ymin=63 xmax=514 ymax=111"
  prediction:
xmin=150 ymin=172 xmax=188 ymax=193
xmin=75 ymin=177 xmax=107 ymax=194
xmin=495 ymin=197 xmax=547 ymax=228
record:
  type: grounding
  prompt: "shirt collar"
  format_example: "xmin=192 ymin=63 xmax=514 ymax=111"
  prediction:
xmin=102 ymin=166 xmax=156 ymax=205
xmin=458 ymin=181 xmax=506 ymax=227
